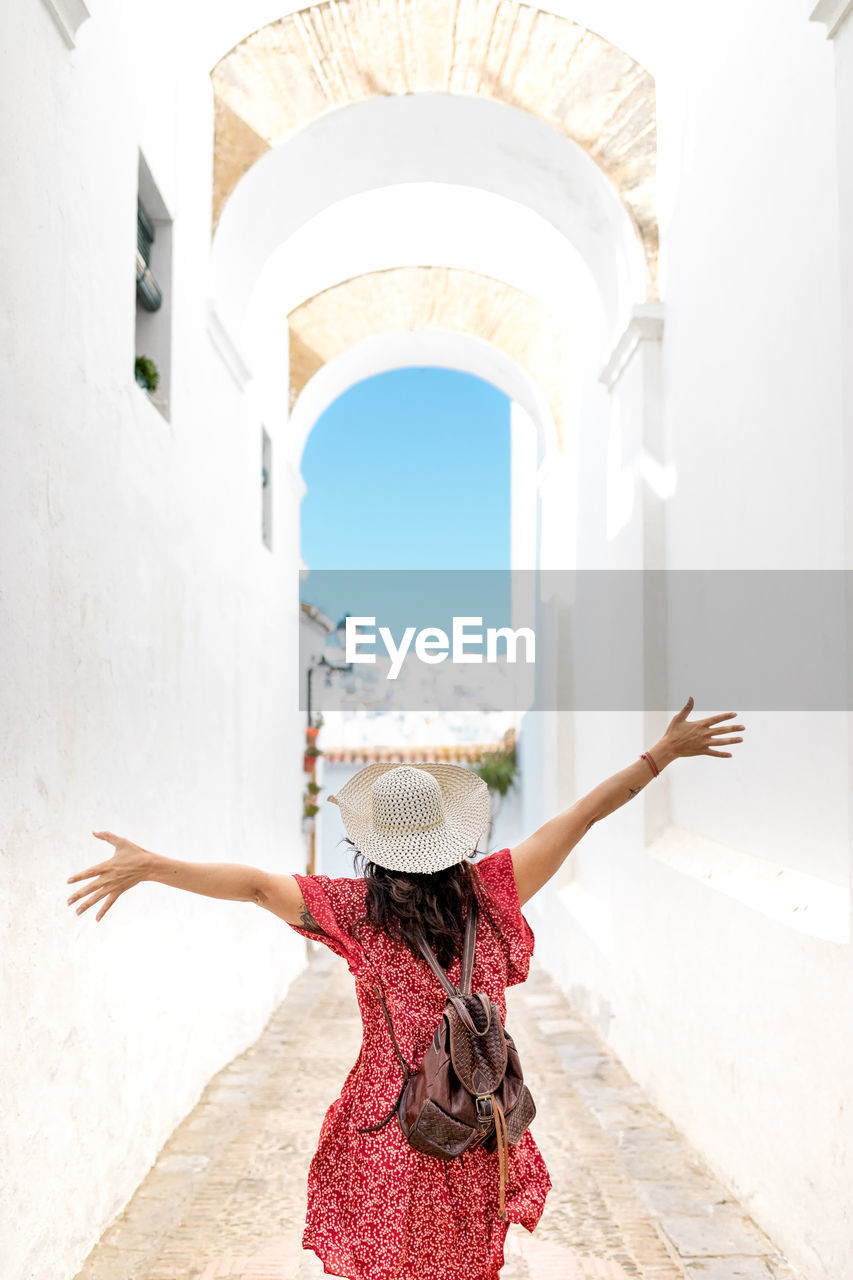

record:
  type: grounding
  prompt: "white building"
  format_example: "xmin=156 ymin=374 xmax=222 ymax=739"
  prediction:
xmin=2 ymin=3 xmax=852 ymax=1279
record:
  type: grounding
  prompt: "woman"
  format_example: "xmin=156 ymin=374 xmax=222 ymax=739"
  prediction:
xmin=66 ymin=696 xmax=744 ymax=1280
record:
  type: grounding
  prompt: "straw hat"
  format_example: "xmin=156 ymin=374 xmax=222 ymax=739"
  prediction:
xmin=327 ymin=762 xmax=491 ymax=873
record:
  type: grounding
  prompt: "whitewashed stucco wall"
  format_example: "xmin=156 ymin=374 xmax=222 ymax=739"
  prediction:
xmin=4 ymin=3 xmax=853 ymax=1280
xmin=531 ymin=7 xmax=853 ymax=1280
xmin=0 ymin=6 xmax=308 ymax=1280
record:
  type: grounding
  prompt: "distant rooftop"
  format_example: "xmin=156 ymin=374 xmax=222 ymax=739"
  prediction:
xmin=322 ymin=728 xmax=515 ymax=765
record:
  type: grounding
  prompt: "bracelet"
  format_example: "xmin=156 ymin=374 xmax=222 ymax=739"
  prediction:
xmin=640 ymin=750 xmax=660 ymax=778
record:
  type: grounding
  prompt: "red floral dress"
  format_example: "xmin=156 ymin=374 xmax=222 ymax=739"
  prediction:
xmin=286 ymin=846 xmax=552 ymax=1280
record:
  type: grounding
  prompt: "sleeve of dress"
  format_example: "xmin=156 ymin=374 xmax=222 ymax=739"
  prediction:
xmin=285 ymin=873 xmax=367 ymax=979
xmin=474 ymin=847 xmax=535 ymax=986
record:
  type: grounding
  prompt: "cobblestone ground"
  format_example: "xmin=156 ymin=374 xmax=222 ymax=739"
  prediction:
xmin=72 ymin=948 xmax=807 ymax=1280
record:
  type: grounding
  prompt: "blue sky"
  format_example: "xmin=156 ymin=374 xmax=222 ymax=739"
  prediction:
xmin=300 ymin=367 xmax=510 ymax=571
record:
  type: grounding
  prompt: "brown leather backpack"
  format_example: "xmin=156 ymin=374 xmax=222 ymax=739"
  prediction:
xmin=356 ymin=889 xmax=536 ymax=1220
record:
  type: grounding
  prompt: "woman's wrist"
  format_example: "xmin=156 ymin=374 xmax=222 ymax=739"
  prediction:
xmin=647 ymin=738 xmax=677 ymax=771
xmin=141 ymin=850 xmax=169 ymax=881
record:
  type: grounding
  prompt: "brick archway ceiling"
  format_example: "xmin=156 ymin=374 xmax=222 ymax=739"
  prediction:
xmin=288 ymin=265 xmax=565 ymax=447
xmin=212 ymin=0 xmax=659 ymax=297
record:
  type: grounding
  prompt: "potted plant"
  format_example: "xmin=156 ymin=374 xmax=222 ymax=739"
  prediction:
xmin=304 ymin=743 xmax=322 ymax=773
xmin=134 ymin=355 xmax=159 ymax=393
xmin=302 ymin=775 xmax=323 ymax=832
xmin=472 ymin=730 xmax=518 ymax=849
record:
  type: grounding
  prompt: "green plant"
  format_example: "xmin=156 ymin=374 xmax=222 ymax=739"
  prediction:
xmin=472 ymin=732 xmax=518 ymax=849
xmin=312 ymin=710 xmax=325 ymax=730
xmin=472 ymin=742 xmax=518 ymax=797
xmin=304 ymin=744 xmax=322 ymax=759
xmin=303 ymin=775 xmax=323 ymax=823
xmin=134 ymin=355 xmax=159 ymax=392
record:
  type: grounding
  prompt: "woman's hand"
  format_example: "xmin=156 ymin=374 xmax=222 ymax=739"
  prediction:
xmin=510 ymin=696 xmax=745 ymax=904
xmin=66 ymin=831 xmax=154 ymax=922
xmin=656 ymin=696 xmax=745 ymax=763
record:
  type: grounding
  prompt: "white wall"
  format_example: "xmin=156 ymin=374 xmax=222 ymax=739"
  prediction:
xmin=5 ymin=3 xmax=853 ymax=1279
xmin=0 ymin=7 xmax=307 ymax=1279
xmin=530 ymin=6 xmax=853 ymax=1280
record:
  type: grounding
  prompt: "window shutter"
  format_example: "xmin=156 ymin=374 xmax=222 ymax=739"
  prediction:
xmin=136 ymin=198 xmax=163 ymax=312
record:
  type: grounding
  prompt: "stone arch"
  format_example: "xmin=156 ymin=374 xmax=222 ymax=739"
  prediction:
xmin=211 ymin=0 xmax=658 ymax=296
xmin=204 ymin=8 xmax=659 ymax=598
xmin=287 ymin=327 xmax=559 ymax=467
xmin=287 ymin=265 xmax=566 ymax=449
xmin=244 ymin=179 xmax=606 ymax=351
xmin=212 ymin=93 xmax=646 ymax=345
xmin=286 ymin=329 xmax=557 ymax=579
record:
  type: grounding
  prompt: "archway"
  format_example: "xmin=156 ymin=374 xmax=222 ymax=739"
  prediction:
xmin=204 ymin=0 xmax=665 ymax=957
xmin=211 ymin=93 xmax=647 ymax=347
xmin=210 ymin=0 xmax=659 ymax=299
xmin=286 ymin=328 xmax=560 ymax=581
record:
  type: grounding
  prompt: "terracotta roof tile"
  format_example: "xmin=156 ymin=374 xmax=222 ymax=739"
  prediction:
xmin=322 ymin=741 xmax=503 ymax=765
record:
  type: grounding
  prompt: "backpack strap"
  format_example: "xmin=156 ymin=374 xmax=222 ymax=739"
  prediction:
xmin=356 ymin=892 xmax=484 ymax=1135
xmin=414 ymin=888 xmax=478 ymax=995
xmin=459 ymin=890 xmax=479 ymax=996
xmin=373 ymin=984 xmax=412 ymax=1082
xmin=415 ymin=891 xmax=485 ymax=1035
xmin=354 ymin=984 xmax=411 ymax=1135
xmin=417 ymin=940 xmax=459 ymax=999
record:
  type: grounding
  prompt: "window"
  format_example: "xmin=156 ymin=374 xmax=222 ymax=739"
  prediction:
xmin=136 ymin=198 xmax=162 ymax=312
xmin=134 ymin=151 xmax=173 ymax=420
xmin=262 ymin=427 xmax=273 ymax=550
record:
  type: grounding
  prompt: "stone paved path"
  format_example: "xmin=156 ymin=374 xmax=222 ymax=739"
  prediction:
xmin=72 ymin=947 xmax=807 ymax=1280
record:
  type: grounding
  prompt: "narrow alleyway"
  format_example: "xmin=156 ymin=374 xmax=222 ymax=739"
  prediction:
xmin=72 ymin=949 xmax=806 ymax=1280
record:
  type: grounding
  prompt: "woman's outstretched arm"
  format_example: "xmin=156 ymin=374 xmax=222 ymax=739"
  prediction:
xmin=66 ymin=835 xmax=265 ymax=921
xmin=510 ymin=696 xmax=745 ymax=906
xmin=67 ymin=832 xmax=324 ymax=930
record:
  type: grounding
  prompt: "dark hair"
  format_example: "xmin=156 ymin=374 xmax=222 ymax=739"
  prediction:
xmin=344 ymin=837 xmax=500 ymax=968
